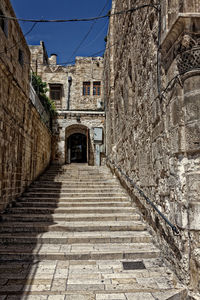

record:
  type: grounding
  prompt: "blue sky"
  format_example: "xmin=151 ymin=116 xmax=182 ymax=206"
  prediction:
xmin=10 ymin=0 xmax=112 ymax=65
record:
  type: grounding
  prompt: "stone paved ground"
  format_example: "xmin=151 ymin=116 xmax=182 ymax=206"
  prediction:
xmin=0 ymin=165 xmax=187 ymax=299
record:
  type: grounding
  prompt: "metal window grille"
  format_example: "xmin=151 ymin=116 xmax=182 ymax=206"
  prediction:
xmin=93 ymin=81 xmax=101 ymax=96
xmin=83 ymin=82 xmax=90 ymax=96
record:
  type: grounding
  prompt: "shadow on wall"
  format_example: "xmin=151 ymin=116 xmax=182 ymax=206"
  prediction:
xmin=0 ymin=164 xmax=63 ymax=297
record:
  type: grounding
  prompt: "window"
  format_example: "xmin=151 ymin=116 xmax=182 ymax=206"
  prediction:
xmin=0 ymin=9 xmax=8 ymax=36
xmin=83 ymin=82 xmax=90 ymax=96
xmin=93 ymin=81 xmax=101 ymax=96
xmin=18 ymin=49 xmax=24 ymax=66
xmin=50 ymin=85 xmax=62 ymax=100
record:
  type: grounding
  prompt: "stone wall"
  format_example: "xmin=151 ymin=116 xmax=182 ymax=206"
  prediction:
xmin=0 ymin=0 xmax=52 ymax=212
xmin=104 ymin=0 xmax=200 ymax=293
xmin=29 ymin=43 xmax=105 ymax=166
xmin=52 ymin=112 xmax=105 ymax=165
xmin=30 ymin=44 xmax=104 ymax=111
xmin=68 ymin=57 xmax=104 ymax=111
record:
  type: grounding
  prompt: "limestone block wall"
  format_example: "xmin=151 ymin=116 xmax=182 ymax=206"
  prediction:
xmin=41 ymin=67 xmax=71 ymax=110
xmin=0 ymin=0 xmax=52 ymax=212
xmin=69 ymin=57 xmax=104 ymax=111
xmin=104 ymin=0 xmax=200 ymax=292
xmin=29 ymin=44 xmax=104 ymax=111
xmin=0 ymin=63 xmax=52 ymax=212
xmin=29 ymin=42 xmax=49 ymax=76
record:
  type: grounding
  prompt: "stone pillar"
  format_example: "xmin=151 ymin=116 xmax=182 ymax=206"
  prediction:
xmin=182 ymin=71 xmax=200 ymax=230
xmin=177 ymin=40 xmax=200 ymax=290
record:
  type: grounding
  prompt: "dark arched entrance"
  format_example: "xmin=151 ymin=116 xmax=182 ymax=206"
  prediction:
xmin=67 ymin=133 xmax=87 ymax=163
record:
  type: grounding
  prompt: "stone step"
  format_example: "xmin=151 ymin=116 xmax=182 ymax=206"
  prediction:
xmin=18 ymin=196 xmax=130 ymax=203
xmin=32 ymin=182 xmax=120 ymax=187
xmin=8 ymin=206 xmax=136 ymax=214
xmin=41 ymin=169 xmax=111 ymax=173
xmin=39 ymin=176 xmax=114 ymax=180
xmin=0 ymin=243 xmax=160 ymax=261
xmin=0 ymin=289 xmax=187 ymax=299
xmin=45 ymin=170 xmax=111 ymax=173
xmin=0 ymin=231 xmax=151 ymax=244
xmin=22 ymin=192 xmax=127 ymax=198
xmin=1 ymin=213 xmax=140 ymax=222
xmin=0 ymin=288 xmax=187 ymax=299
xmin=0 ymin=164 xmax=187 ymax=299
xmin=15 ymin=201 xmax=132 ymax=208
xmin=43 ymin=171 xmax=112 ymax=176
xmin=28 ymin=187 xmax=123 ymax=193
xmin=0 ymin=264 xmax=169 ymax=279
xmin=0 ymin=221 xmax=147 ymax=233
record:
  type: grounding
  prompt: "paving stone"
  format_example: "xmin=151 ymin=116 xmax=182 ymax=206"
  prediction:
xmin=111 ymin=278 xmax=137 ymax=284
xmin=48 ymin=297 xmax=65 ymax=300
xmin=0 ymin=165 xmax=186 ymax=297
xmin=0 ymin=284 xmax=23 ymax=292
xmin=7 ymin=297 xmax=48 ymax=300
xmin=65 ymin=295 xmax=95 ymax=300
xmin=23 ymin=284 xmax=51 ymax=292
xmin=125 ymin=293 xmax=155 ymax=300
xmin=105 ymin=283 xmax=143 ymax=291
xmin=68 ymin=273 xmax=101 ymax=280
xmin=152 ymin=290 xmax=186 ymax=300
xmin=67 ymin=284 xmax=105 ymax=291
xmin=51 ymin=279 xmax=67 ymax=291
xmin=96 ymin=294 xmax=126 ymax=300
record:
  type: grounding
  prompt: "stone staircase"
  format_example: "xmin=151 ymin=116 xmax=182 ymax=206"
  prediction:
xmin=0 ymin=164 xmax=187 ymax=299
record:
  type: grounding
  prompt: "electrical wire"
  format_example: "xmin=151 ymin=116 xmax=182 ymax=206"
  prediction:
xmin=0 ymin=18 xmax=135 ymax=66
xmin=0 ymin=3 xmax=158 ymax=60
xmin=0 ymin=4 xmax=159 ymax=23
xmin=66 ymin=0 xmax=110 ymax=64
xmin=0 ymin=2 xmax=159 ymax=68
xmin=80 ymin=20 xmax=109 ymax=51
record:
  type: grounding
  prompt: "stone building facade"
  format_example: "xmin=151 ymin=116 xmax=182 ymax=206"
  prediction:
xmin=30 ymin=42 xmax=105 ymax=166
xmin=0 ymin=0 xmax=52 ymax=212
xmin=104 ymin=0 xmax=200 ymax=294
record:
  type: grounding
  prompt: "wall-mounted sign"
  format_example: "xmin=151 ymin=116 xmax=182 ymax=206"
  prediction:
xmin=94 ymin=127 xmax=103 ymax=143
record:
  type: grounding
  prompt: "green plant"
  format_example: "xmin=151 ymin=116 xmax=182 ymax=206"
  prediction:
xmin=31 ymin=73 xmax=57 ymax=116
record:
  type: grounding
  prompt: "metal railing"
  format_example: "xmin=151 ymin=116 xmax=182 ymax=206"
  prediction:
xmin=106 ymin=156 xmax=180 ymax=235
xmin=29 ymin=83 xmax=50 ymax=128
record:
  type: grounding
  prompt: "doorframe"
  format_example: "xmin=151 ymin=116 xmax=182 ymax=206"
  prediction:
xmin=65 ymin=124 xmax=90 ymax=164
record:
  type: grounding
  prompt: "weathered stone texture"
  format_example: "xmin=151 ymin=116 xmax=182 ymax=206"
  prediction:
xmin=30 ymin=44 xmax=105 ymax=165
xmin=0 ymin=0 xmax=52 ymax=212
xmin=30 ymin=43 xmax=104 ymax=111
xmin=104 ymin=0 xmax=200 ymax=293
xmin=52 ymin=112 xmax=105 ymax=165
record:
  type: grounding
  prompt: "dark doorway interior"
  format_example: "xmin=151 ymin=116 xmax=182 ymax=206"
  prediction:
xmin=68 ymin=133 xmax=87 ymax=163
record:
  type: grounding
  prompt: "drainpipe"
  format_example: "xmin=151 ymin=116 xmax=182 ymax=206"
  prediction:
xmin=67 ymin=76 xmax=72 ymax=110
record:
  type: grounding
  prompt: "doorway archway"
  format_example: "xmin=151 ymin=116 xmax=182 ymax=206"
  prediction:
xmin=67 ymin=133 xmax=87 ymax=163
xmin=65 ymin=124 xmax=94 ymax=165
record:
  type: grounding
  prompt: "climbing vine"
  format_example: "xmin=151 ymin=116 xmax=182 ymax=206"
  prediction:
xmin=31 ymin=73 xmax=57 ymax=117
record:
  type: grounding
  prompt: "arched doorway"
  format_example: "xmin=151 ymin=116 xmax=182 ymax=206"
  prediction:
xmin=67 ymin=133 xmax=87 ymax=163
xmin=65 ymin=124 xmax=94 ymax=165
